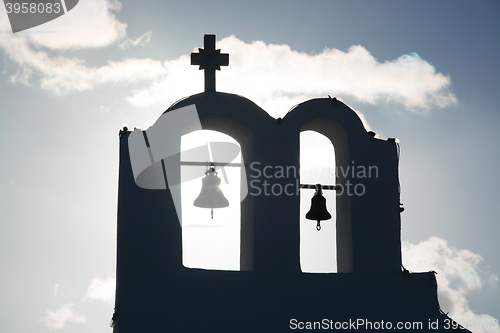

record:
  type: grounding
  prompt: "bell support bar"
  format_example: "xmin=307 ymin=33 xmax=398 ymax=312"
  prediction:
xmin=180 ymin=161 xmax=243 ymax=167
xmin=300 ymin=184 xmax=340 ymax=190
xmin=180 ymin=162 xmax=339 ymax=190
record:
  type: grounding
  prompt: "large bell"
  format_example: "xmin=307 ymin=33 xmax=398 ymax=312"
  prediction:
xmin=194 ymin=166 xmax=229 ymax=218
xmin=305 ymin=184 xmax=331 ymax=231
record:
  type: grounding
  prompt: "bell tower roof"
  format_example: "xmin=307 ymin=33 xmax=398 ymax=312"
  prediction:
xmin=164 ymin=91 xmax=273 ymax=124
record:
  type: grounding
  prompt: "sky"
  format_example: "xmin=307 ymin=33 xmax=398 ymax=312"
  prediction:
xmin=0 ymin=0 xmax=499 ymax=332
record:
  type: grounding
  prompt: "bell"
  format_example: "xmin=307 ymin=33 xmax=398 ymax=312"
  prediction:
xmin=193 ymin=166 xmax=229 ymax=218
xmin=305 ymin=184 xmax=331 ymax=231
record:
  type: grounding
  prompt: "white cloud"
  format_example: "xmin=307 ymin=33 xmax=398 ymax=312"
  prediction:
xmin=44 ymin=303 xmax=86 ymax=331
xmin=403 ymin=237 xmax=498 ymax=333
xmin=83 ymin=275 xmax=116 ymax=303
xmin=352 ymin=108 xmax=373 ymax=133
xmin=0 ymin=3 xmax=456 ymax=117
xmin=119 ymin=31 xmax=153 ymax=49
xmin=128 ymin=36 xmax=457 ymax=117
xmin=126 ymin=54 xmax=200 ymax=107
xmin=9 ymin=63 xmax=32 ymax=85
xmin=53 ymin=283 xmax=61 ymax=297
xmin=11 ymin=0 xmax=126 ymax=50
xmin=0 ymin=0 xmax=167 ymax=93
xmin=0 ymin=32 xmax=167 ymax=93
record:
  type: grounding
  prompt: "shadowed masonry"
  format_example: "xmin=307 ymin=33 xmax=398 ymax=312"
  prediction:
xmin=248 ymin=161 xmax=378 ymax=197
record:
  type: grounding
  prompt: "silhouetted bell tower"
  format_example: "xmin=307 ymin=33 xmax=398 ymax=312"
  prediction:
xmin=113 ymin=34 xmax=469 ymax=333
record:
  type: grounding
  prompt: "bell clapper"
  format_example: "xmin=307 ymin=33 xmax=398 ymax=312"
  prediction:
xmin=211 ymin=208 xmax=213 ymax=219
xmin=316 ymin=221 xmax=321 ymax=231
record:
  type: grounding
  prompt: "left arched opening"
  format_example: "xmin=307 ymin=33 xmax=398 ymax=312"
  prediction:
xmin=180 ymin=130 xmax=242 ymax=271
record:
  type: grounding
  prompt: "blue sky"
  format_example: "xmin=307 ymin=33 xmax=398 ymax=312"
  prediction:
xmin=0 ymin=1 xmax=499 ymax=332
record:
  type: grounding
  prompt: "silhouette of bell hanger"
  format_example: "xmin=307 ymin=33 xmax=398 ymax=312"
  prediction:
xmin=305 ymin=184 xmax=331 ymax=231
xmin=193 ymin=164 xmax=229 ymax=218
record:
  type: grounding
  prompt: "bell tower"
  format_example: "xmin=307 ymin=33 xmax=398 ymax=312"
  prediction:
xmin=113 ymin=34 xmax=470 ymax=332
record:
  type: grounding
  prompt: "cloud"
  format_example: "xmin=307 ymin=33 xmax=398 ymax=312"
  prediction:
xmin=352 ymin=108 xmax=373 ymax=132
xmin=127 ymin=36 xmax=457 ymax=116
xmin=1 ymin=5 xmax=457 ymax=116
xmin=126 ymin=54 xmax=200 ymax=108
xmin=2 ymin=0 xmax=127 ymax=50
xmin=53 ymin=283 xmax=62 ymax=297
xmin=403 ymin=237 xmax=498 ymax=333
xmin=83 ymin=275 xmax=116 ymax=303
xmin=0 ymin=36 xmax=167 ymax=92
xmin=44 ymin=303 xmax=86 ymax=331
xmin=119 ymin=31 xmax=153 ymax=49
xmin=0 ymin=1 xmax=167 ymax=93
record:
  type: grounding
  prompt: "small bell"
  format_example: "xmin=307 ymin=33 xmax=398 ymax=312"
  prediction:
xmin=194 ymin=165 xmax=229 ymax=218
xmin=305 ymin=184 xmax=331 ymax=231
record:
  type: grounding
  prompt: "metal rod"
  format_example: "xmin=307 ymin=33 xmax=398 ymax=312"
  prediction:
xmin=180 ymin=161 xmax=244 ymax=167
xmin=300 ymin=184 xmax=340 ymax=190
xmin=179 ymin=163 xmax=338 ymax=190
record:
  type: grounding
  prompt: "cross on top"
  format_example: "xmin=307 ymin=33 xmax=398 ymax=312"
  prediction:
xmin=191 ymin=34 xmax=229 ymax=92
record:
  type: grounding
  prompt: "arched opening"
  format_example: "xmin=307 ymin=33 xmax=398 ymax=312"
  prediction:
xmin=180 ymin=130 xmax=242 ymax=271
xmin=300 ymin=130 xmax=337 ymax=273
xmin=301 ymin=117 xmax=353 ymax=273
